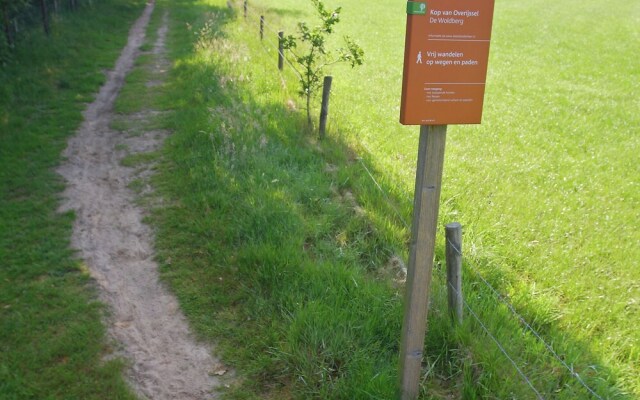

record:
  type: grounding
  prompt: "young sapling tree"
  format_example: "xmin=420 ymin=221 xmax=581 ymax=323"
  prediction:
xmin=280 ymin=0 xmax=364 ymax=127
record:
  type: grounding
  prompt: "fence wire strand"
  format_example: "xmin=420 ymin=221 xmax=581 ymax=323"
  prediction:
xmin=446 ymin=238 xmax=605 ymax=400
xmin=357 ymin=159 xmax=411 ymax=231
xmin=244 ymin=5 xmax=278 ymax=36
xmin=449 ymin=282 xmax=546 ymax=400
xmin=245 ymin=6 xmax=304 ymax=81
xmin=252 ymin=0 xmax=412 ymax=256
xmin=239 ymin=5 xmax=305 ymax=88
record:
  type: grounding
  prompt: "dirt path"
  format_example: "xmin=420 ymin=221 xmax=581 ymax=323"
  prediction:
xmin=57 ymin=3 xmax=221 ymax=399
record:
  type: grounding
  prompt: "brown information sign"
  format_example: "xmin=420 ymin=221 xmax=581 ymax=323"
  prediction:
xmin=400 ymin=0 xmax=495 ymax=125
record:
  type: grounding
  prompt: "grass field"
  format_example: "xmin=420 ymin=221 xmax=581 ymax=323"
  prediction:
xmin=324 ymin=1 xmax=640 ymax=396
xmin=0 ymin=1 xmax=146 ymax=398
xmin=150 ymin=0 xmax=638 ymax=398
xmin=1 ymin=0 xmax=636 ymax=398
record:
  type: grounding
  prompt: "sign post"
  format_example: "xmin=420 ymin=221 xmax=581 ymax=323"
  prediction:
xmin=399 ymin=124 xmax=446 ymax=400
xmin=398 ymin=1 xmax=495 ymax=398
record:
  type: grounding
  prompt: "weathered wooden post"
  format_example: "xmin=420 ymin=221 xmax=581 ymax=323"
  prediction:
xmin=278 ymin=30 xmax=284 ymax=71
xmin=399 ymin=124 xmax=447 ymax=399
xmin=318 ymin=76 xmax=333 ymax=139
xmin=243 ymin=0 xmax=247 ymax=19
xmin=260 ymin=15 xmax=264 ymax=40
xmin=445 ymin=222 xmax=463 ymax=325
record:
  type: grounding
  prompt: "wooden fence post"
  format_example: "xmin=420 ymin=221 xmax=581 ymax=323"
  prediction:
xmin=278 ymin=30 xmax=284 ymax=71
xmin=445 ymin=222 xmax=463 ymax=325
xmin=39 ymin=0 xmax=50 ymax=36
xmin=243 ymin=0 xmax=247 ymax=19
xmin=260 ymin=15 xmax=264 ymax=40
xmin=319 ymin=76 xmax=333 ymax=139
xmin=399 ymin=125 xmax=447 ymax=400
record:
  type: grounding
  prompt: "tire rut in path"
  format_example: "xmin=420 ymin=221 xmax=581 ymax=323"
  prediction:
xmin=57 ymin=3 xmax=222 ymax=399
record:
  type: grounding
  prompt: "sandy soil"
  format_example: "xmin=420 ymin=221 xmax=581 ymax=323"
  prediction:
xmin=57 ymin=2 xmax=221 ymax=399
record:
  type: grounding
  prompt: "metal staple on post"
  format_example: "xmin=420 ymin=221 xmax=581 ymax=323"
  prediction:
xmin=445 ymin=222 xmax=463 ymax=325
xmin=278 ymin=31 xmax=284 ymax=71
xmin=319 ymin=76 xmax=333 ymax=139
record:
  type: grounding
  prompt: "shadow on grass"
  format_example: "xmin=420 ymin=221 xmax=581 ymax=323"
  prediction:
xmin=0 ymin=1 xmax=148 ymax=399
xmin=154 ymin=1 xmax=632 ymax=399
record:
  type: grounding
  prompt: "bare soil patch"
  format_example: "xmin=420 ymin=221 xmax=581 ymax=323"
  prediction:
xmin=58 ymin=3 xmax=222 ymax=399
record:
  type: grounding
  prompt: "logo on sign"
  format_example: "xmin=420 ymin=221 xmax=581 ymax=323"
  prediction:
xmin=407 ymin=1 xmax=427 ymax=15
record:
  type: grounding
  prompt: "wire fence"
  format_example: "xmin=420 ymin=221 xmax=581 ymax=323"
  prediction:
xmin=243 ymin=4 xmax=304 ymax=82
xmin=447 ymin=238 xmax=605 ymax=400
xmin=231 ymin=2 xmax=607 ymax=398
xmin=448 ymin=280 xmax=546 ymax=400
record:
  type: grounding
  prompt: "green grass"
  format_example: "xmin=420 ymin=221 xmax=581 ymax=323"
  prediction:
xmin=248 ymin=0 xmax=639 ymax=397
xmin=0 ymin=1 xmax=146 ymax=399
xmin=3 ymin=0 xmax=634 ymax=398
xmin=147 ymin=0 xmax=638 ymax=398
xmin=112 ymin=4 xmax=167 ymax=116
xmin=325 ymin=0 xmax=640 ymax=397
xmin=150 ymin=2 xmax=412 ymax=398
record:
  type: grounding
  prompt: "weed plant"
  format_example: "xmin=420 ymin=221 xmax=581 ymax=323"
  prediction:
xmin=279 ymin=0 xmax=363 ymax=126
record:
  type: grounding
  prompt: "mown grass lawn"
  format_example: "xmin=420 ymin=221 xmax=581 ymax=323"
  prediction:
xmin=150 ymin=0 xmax=637 ymax=398
xmin=2 ymin=0 xmax=636 ymax=398
xmin=247 ymin=0 xmax=639 ymax=396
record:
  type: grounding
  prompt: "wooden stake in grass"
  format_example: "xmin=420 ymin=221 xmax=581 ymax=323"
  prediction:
xmin=399 ymin=125 xmax=447 ymax=400
xmin=260 ymin=15 xmax=264 ymax=40
xmin=318 ymin=75 xmax=332 ymax=139
xmin=277 ymin=30 xmax=284 ymax=71
xmin=445 ymin=222 xmax=463 ymax=325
